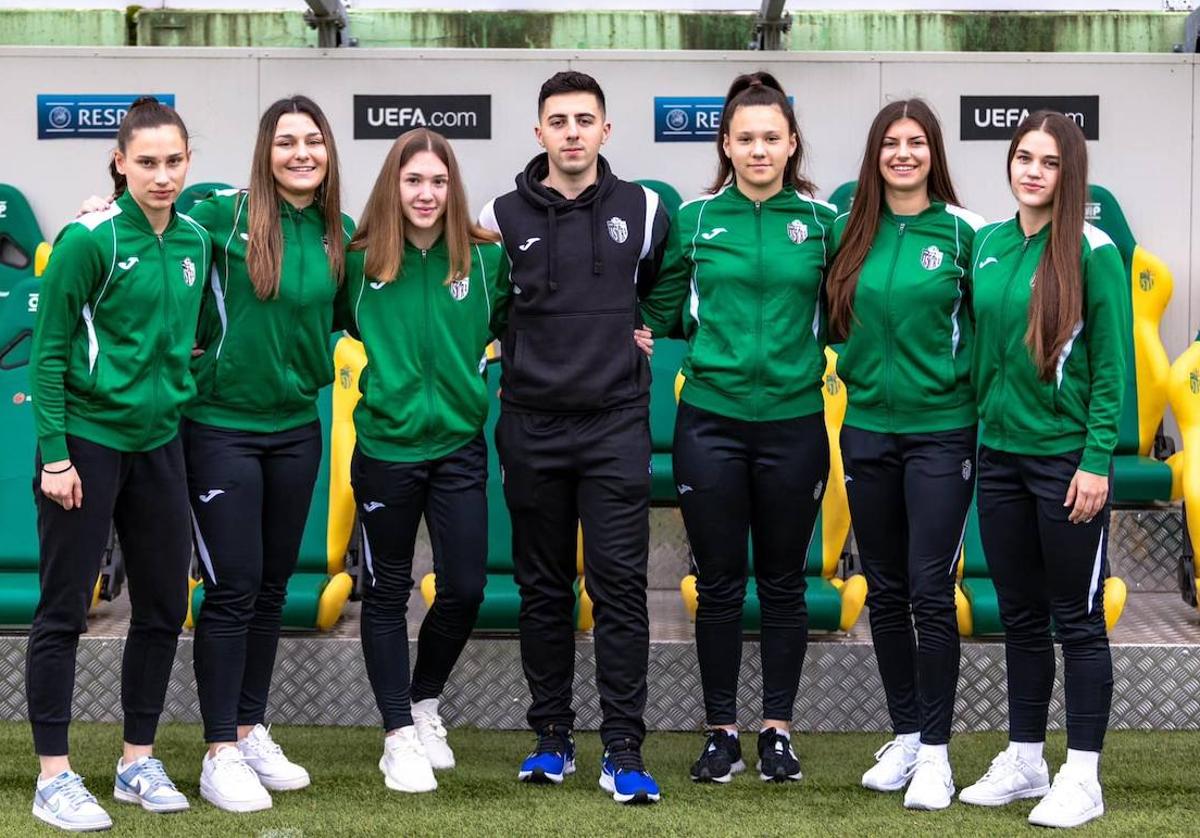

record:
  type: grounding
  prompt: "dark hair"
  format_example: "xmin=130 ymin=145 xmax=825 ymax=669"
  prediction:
xmin=827 ymin=99 xmax=960 ymax=341
xmin=1007 ymin=110 xmax=1088 ymax=382
xmin=708 ymin=71 xmax=814 ymax=196
xmin=537 ymin=71 xmax=606 ymax=116
xmin=109 ymin=96 xmax=189 ymax=198
xmin=350 ymin=128 xmax=497 ymax=285
xmin=246 ymin=95 xmax=345 ymax=300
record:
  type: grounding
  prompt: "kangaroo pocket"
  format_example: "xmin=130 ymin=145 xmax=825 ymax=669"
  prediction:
xmin=508 ymin=310 xmax=636 ymax=409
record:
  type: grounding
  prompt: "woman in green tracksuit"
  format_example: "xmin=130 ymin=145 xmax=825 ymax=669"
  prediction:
xmin=27 ymin=97 xmax=207 ymax=831
xmin=341 ymin=127 xmax=510 ymax=794
xmin=957 ymin=112 xmax=1126 ymax=830
xmin=181 ymin=96 xmax=354 ymax=813
xmin=825 ymin=99 xmax=983 ymax=811
xmin=643 ymin=72 xmax=834 ymax=785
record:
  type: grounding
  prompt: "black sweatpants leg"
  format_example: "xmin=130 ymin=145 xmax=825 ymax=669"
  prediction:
xmin=840 ymin=426 xmax=976 ymax=746
xmin=977 ymin=446 xmax=1112 ymax=752
xmin=352 ymin=439 xmax=487 ymax=731
xmin=673 ymin=402 xmax=827 ymax=725
xmin=498 ymin=408 xmax=651 ymax=747
xmin=26 ymin=435 xmax=190 ymax=755
xmin=185 ymin=420 xmax=321 ymax=743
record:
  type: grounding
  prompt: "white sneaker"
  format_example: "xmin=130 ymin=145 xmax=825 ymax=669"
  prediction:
xmin=200 ymin=746 xmax=272 ymax=813
xmin=32 ymin=771 xmax=113 ymax=832
xmin=903 ymin=756 xmax=954 ymax=810
xmin=237 ymin=724 xmax=311 ymax=791
xmin=380 ymin=727 xmax=437 ymax=793
xmin=861 ymin=737 xmax=919 ymax=792
xmin=959 ymin=750 xmax=1050 ymax=807
xmin=1027 ymin=765 xmax=1105 ymax=828
xmin=412 ymin=700 xmax=455 ymax=770
xmin=113 ymin=756 xmax=189 ymax=813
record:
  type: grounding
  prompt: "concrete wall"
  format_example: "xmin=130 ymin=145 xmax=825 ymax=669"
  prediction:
xmin=0 ymin=9 xmax=1191 ymax=52
xmin=2 ymin=47 xmax=1195 ymax=364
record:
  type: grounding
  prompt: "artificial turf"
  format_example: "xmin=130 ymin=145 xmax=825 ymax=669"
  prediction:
xmin=1 ymin=724 xmax=1196 ymax=836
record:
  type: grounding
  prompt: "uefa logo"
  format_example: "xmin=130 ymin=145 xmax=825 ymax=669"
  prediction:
xmin=48 ymin=106 xmax=72 ymax=129
xmin=665 ymin=109 xmax=688 ymax=131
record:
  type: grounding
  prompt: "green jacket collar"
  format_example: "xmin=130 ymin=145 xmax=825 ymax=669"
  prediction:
xmin=115 ymin=189 xmax=178 ymax=236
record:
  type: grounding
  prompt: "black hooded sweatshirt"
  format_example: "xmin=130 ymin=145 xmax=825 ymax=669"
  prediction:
xmin=480 ymin=154 xmax=673 ymax=414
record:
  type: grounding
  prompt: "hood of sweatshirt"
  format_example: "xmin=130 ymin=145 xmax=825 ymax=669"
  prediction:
xmin=514 ymin=152 xmax=619 ymax=289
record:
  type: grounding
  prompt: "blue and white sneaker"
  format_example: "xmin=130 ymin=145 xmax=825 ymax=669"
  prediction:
xmin=32 ymin=771 xmax=113 ymax=832
xmin=599 ymin=739 xmax=661 ymax=804
xmin=517 ymin=724 xmax=576 ymax=784
xmin=113 ymin=756 xmax=189 ymax=813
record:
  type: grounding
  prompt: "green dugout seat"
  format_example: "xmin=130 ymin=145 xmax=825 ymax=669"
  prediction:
xmin=0 ymin=184 xmax=47 ymax=299
xmin=827 ymin=180 xmax=856 ymax=215
xmin=635 ymin=179 xmax=683 ymax=219
xmin=649 ymin=339 xmax=687 ymax=504
xmin=0 ymin=277 xmax=43 ymax=625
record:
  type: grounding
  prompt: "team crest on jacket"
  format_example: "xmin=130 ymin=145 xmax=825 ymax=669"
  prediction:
xmin=920 ymin=246 xmax=944 ymax=271
xmin=607 ymin=216 xmax=629 ymax=244
xmin=962 ymin=459 xmax=973 ymax=481
xmin=181 ymin=257 xmax=196 ymax=287
xmin=450 ymin=276 xmax=470 ymax=301
xmin=787 ymin=219 xmax=808 ymax=245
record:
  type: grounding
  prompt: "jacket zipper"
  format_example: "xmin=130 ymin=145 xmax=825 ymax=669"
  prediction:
xmin=994 ymin=233 xmax=1033 ymax=447
xmin=152 ymin=232 xmax=167 ymax=447
xmin=421 ymin=249 xmax=435 ymax=458
xmin=882 ymin=221 xmax=906 ymax=429
xmin=752 ymin=200 xmax=763 ymax=420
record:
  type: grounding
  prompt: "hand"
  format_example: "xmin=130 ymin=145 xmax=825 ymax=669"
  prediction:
xmin=41 ymin=461 xmax=83 ymax=511
xmin=191 ymin=341 xmax=205 ymax=358
xmin=77 ymin=195 xmax=112 ymax=217
xmin=1064 ymin=469 xmax=1107 ymax=524
xmin=634 ymin=327 xmax=654 ymax=358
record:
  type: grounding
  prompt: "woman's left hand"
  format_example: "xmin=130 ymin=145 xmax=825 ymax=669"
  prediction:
xmin=634 ymin=327 xmax=654 ymax=358
xmin=1064 ymin=469 xmax=1108 ymax=524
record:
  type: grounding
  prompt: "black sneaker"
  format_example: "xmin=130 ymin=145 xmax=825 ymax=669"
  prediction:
xmin=757 ymin=728 xmax=802 ymax=782
xmin=690 ymin=729 xmax=745 ymax=784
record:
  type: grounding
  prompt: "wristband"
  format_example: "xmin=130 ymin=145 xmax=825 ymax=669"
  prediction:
xmin=42 ymin=463 xmax=75 ymax=475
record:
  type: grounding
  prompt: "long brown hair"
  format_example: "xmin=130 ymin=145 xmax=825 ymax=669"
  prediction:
xmin=826 ymin=99 xmax=960 ymax=342
xmin=708 ymin=71 xmax=815 ymax=197
xmin=349 ymin=128 xmax=496 ymax=284
xmin=245 ymin=95 xmax=345 ymax=300
xmin=110 ymin=96 xmax=189 ymax=198
xmin=1008 ymin=110 xmax=1087 ymax=382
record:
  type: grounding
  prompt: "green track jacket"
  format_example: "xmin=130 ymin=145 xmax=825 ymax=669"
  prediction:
xmin=340 ymin=237 xmax=511 ymax=462
xmin=647 ymin=184 xmax=837 ymax=421
xmin=971 ymin=216 xmax=1128 ymax=475
xmin=32 ymin=190 xmax=211 ymax=461
xmin=185 ymin=189 xmax=355 ymax=433
xmin=832 ymin=202 xmax=985 ymax=434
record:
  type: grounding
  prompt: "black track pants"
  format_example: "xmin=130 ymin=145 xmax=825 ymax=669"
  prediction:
xmin=26 ymin=434 xmax=191 ymax=755
xmin=496 ymin=407 xmax=651 ymax=748
xmin=352 ymin=437 xmax=487 ymax=732
xmin=840 ymin=425 xmax=976 ymax=745
xmin=977 ymin=445 xmax=1113 ymax=752
xmin=184 ymin=419 xmax=321 ymax=743
xmin=673 ymin=402 xmax=828 ymax=725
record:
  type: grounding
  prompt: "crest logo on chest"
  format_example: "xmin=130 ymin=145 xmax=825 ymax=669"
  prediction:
xmin=787 ymin=219 xmax=808 ymax=245
xmin=450 ymin=276 xmax=470 ymax=301
xmin=607 ymin=217 xmax=628 ymax=244
xmin=920 ymin=245 xmax=944 ymax=271
xmin=181 ymin=257 xmax=196 ymax=287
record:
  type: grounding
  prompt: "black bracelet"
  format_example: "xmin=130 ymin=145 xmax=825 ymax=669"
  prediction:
xmin=42 ymin=463 xmax=74 ymax=475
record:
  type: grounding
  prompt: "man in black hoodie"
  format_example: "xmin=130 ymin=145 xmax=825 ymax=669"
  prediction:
xmin=479 ymin=71 xmax=677 ymax=804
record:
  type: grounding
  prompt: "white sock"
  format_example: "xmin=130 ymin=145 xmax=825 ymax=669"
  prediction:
xmin=917 ymin=743 xmax=949 ymax=763
xmin=1065 ymin=749 xmax=1100 ymax=781
xmin=1007 ymin=741 xmax=1045 ymax=765
xmin=897 ymin=732 xmax=921 ymax=750
xmin=762 ymin=727 xmax=790 ymax=740
xmin=412 ymin=698 xmax=439 ymax=715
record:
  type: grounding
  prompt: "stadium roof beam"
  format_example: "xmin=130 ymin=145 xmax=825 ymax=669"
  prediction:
xmin=750 ymin=0 xmax=790 ymax=51
xmin=303 ymin=0 xmax=354 ymax=48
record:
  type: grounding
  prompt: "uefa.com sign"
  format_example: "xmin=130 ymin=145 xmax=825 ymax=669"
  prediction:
xmin=353 ymin=95 xmax=491 ymax=140
xmin=960 ymin=96 xmax=1099 ymax=141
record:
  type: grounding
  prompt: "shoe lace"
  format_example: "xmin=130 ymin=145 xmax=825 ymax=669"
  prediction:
xmin=418 ymin=710 xmax=447 ymax=740
xmin=214 ymin=746 xmax=259 ymax=779
xmin=873 ymin=738 xmax=907 ymax=762
xmin=978 ymin=752 xmax=1019 ymax=784
xmin=133 ymin=758 xmax=177 ymax=791
xmin=534 ymin=726 xmax=570 ymax=756
xmin=247 ymin=725 xmax=284 ymax=759
xmin=608 ymin=739 xmax=645 ymax=773
xmin=702 ymin=730 xmax=726 ymax=755
xmin=54 ymin=774 xmax=98 ymax=808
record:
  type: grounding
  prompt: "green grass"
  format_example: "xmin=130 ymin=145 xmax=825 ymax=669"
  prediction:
xmin=2 ymin=724 xmax=1197 ymax=836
